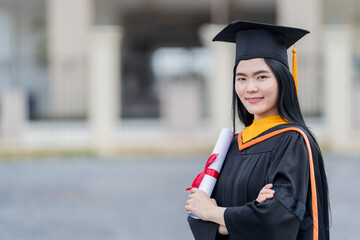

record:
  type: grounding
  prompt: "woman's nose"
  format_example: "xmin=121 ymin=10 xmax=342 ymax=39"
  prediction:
xmin=246 ymin=80 xmax=258 ymax=93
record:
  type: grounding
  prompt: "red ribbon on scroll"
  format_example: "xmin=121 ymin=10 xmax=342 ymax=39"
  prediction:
xmin=186 ymin=153 xmax=220 ymax=191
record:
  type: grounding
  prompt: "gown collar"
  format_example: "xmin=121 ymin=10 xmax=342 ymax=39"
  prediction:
xmin=241 ymin=115 xmax=289 ymax=143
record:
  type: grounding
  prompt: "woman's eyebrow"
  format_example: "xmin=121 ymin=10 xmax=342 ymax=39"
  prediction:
xmin=236 ymin=70 xmax=270 ymax=76
xmin=254 ymin=70 xmax=270 ymax=75
xmin=236 ymin=72 xmax=247 ymax=76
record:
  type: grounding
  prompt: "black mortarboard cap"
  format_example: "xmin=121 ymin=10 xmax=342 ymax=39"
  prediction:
xmin=212 ymin=20 xmax=310 ymax=68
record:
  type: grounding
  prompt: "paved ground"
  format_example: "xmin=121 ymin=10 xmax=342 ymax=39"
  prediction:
xmin=0 ymin=153 xmax=358 ymax=239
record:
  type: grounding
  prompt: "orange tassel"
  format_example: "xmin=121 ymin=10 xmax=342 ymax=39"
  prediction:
xmin=292 ymin=44 xmax=298 ymax=95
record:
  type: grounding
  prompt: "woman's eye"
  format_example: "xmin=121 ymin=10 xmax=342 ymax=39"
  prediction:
xmin=258 ymin=75 xmax=267 ymax=80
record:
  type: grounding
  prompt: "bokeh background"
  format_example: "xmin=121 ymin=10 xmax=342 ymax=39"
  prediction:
xmin=0 ymin=0 xmax=359 ymax=239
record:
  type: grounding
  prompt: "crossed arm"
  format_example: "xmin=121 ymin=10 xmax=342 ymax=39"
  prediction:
xmin=185 ymin=183 xmax=275 ymax=235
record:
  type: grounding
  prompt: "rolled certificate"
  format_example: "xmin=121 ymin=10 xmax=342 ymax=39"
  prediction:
xmin=188 ymin=128 xmax=234 ymax=218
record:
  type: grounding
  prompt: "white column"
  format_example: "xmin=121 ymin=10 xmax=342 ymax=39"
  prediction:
xmin=0 ymin=8 xmax=16 ymax=96
xmin=198 ymin=24 xmax=235 ymax=132
xmin=47 ymin=0 xmax=93 ymax=118
xmin=0 ymin=89 xmax=26 ymax=145
xmin=323 ymin=25 xmax=353 ymax=151
xmin=276 ymin=0 xmax=322 ymax=115
xmin=160 ymin=78 xmax=201 ymax=132
xmin=89 ymin=26 xmax=122 ymax=154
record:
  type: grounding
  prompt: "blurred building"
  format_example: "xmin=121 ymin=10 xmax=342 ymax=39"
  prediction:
xmin=0 ymin=0 xmax=359 ymax=155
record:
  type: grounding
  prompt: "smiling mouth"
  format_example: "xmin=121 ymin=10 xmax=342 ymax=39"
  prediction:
xmin=246 ymin=97 xmax=264 ymax=103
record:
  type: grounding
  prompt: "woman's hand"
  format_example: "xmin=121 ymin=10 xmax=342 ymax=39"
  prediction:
xmin=186 ymin=188 xmax=228 ymax=235
xmin=256 ymin=183 xmax=275 ymax=203
xmin=185 ymin=188 xmax=218 ymax=221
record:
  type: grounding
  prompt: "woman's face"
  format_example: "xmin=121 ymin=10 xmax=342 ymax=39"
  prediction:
xmin=235 ymin=58 xmax=279 ymax=120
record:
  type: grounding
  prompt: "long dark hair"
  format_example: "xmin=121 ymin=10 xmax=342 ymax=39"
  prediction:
xmin=232 ymin=58 xmax=310 ymax=134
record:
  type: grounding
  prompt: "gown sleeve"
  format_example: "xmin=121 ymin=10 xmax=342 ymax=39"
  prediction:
xmin=224 ymin=131 xmax=311 ymax=240
xmin=187 ymin=216 xmax=219 ymax=240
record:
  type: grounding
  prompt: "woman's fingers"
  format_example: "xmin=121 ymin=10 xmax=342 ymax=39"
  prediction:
xmin=256 ymin=194 xmax=274 ymax=203
xmin=260 ymin=188 xmax=275 ymax=195
xmin=256 ymin=183 xmax=275 ymax=203
xmin=263 ymin=183 xmax=273 ymax=189
xmin=190 ymin=187 xmax=207 ymax=196
xmin=260 ymin=183 xmax=274 ymax=194
xmin=263 ymin=193 xmax=274 ymax=199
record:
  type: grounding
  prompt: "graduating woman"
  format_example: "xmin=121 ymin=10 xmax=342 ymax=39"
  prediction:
xmin=185 ymin=21 xmax=330 ymax=240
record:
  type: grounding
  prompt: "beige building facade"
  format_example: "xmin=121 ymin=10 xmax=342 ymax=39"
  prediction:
xmin=0 ymin=0 xmax=359 ymax=154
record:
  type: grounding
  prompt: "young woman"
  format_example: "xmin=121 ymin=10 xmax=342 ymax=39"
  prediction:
xmin=185 ymin=21 xmax=329 ymax=240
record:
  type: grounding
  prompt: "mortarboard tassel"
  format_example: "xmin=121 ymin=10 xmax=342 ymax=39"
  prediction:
xmin=292 ymin=44 xmax=298 ymax=95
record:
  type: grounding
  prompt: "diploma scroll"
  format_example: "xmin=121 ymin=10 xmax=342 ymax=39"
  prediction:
xmin=188 ymin=128 xmax=234 ymax=219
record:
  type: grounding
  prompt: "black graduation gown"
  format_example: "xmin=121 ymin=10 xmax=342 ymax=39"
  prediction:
xmin=188 ymin=124 xmax=329 ymax=240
